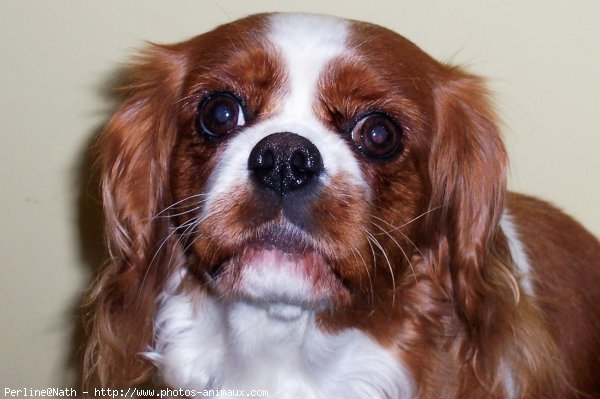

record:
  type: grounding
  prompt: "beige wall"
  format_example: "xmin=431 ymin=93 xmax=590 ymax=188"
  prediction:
xmin=1 ymin=0 xmax=598 ymax=388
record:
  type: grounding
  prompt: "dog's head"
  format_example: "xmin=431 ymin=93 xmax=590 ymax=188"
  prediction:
xmin=88 ymin=13 xmax=507 ymax=385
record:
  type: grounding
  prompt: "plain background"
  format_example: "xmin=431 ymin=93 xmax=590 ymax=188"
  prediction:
xmin=1 ymin=0 xmax=599 ymax=389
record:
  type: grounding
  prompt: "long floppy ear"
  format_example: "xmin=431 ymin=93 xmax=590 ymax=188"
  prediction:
xmin=83 ymin=45 xmax=187 ymax=387
xmin=427 ymin=68 xmax=508 ymax=333
xmin=425 ymin=69 xmax=570 ymax=395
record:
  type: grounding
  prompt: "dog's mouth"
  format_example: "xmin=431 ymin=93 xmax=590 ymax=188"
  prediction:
xmin=204 ymin=225 xmax=350 ymax=317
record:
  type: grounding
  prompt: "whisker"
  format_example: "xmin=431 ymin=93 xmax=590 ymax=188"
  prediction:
xmin=370 ymin=220 xmax=418 ymax=285
xmin=181 ymin=229 xmax=202 ymax=256
xmin=150 ymin=193 xmax=209 ymax=220
xmin=153 ymin=204 xmax=207 ymax=220
xmin=350 ymin=246 xmax=374 ymax=309
xmin=137 ymin=216 xmax=200 ymax=305
xmin=363 ymin=228 xmax=396 ymax=308
xmin=168 ymin=214 xmax=204 ymax=266
xmin=371 ymin=205 xmax=444 ymax=235
xmin=371 ymin=215 xmax=424 ymax=258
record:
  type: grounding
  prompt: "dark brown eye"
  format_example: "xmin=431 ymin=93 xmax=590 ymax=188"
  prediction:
xmin=196 ymin=92 xmax=245 ymax=138
xmin=351 ymin=112 xmax=403 ymax=159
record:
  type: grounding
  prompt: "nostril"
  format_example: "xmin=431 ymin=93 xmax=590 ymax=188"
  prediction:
xmin=259 ymin=149 xmax=275 ymax=170
xmin=291 ymin=151 xmax=306 ymax=171
xmin=263 ymin=150 xmax=275 ymax=169
xmin=249 ymin=148 xmax=275 ymax=171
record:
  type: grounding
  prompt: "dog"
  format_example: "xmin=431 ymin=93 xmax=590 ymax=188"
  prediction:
xmin=84 ymin=13 xmax=600 ymax=398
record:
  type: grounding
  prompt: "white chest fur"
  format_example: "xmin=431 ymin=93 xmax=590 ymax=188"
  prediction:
xmin=146 ymin=274 xmax=413 ymax=399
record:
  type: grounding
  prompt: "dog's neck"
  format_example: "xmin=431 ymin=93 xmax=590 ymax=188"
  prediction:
xmin=147 ymin=274 xmax=412 ymax=399
xmin=222 ymin=300 xmax=313 ymax=377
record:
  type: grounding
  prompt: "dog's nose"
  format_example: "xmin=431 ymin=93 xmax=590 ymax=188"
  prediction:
xmin=248 ymin=132 xmax=323 ymax=195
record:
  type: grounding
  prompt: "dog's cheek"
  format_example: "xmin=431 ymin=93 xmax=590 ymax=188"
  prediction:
xmin=171 ymin=135 xmax=220 ymax=217
xmin=335 ymin=155 xmax=428 ymax=288
xmin=304 ymin=174 xmax=373 ymax=290
xmin=198 ymin=183 xmax=269 ymax=242
xmin=311 ymin=174 xmax=370 ymax=250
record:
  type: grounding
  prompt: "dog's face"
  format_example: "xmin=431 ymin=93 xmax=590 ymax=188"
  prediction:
xmin=94 ymin=12 xmax=508 ymax=383
xmin=171 ymin=14 xmax=439 ymax=311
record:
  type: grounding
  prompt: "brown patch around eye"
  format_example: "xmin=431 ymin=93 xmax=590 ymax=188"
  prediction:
xmin=315 ymin=58 xmax=425 ymax=147
xmin=182 ymin=46 xmax=286 ymax=128
xmin=213 ymin=47 xmax=287 ymax=117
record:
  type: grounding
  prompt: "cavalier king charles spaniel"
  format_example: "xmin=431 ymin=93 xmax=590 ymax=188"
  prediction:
xmin=84 ymin=13 xmax=600 ymax=398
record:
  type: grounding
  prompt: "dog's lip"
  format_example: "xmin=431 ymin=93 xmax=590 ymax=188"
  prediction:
xmin=246 ymin=227 xmax=313 ymax=255
xmin=207 ymin=246 xmax=331 ymax=308
xmin=204 ymin=225 xmax=350 ymax=309
xmin=207 ymin=227 xmax=316 ymax=278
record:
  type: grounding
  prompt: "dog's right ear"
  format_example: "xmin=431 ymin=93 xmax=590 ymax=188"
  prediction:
xmin=83 ymin=44 xmax=187 ymax=387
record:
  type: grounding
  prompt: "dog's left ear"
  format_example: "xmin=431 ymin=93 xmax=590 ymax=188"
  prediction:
xmin=424 ymin=68 xmax=570 ymax=395
xmin=426 ymin=68 xmax=508 ymax=330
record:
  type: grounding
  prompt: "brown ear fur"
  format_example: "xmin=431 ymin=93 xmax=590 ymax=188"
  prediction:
xmin=83 ymin=45 xmax=187 ymax=387
xmin=426 ymin=69 xmax=568 ymax=396
xmin=428 ymin=69 xmax=507 ymax=332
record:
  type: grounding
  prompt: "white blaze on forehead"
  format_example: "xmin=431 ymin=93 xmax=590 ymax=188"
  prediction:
xmin=268 ymin=13 xmax=348 ymax=118
xmin=202 ymin=13 xmax=369 ymax=216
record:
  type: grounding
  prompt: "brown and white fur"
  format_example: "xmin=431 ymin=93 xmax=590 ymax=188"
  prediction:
xmin=83 ymin=13 xmax=600 ymax=398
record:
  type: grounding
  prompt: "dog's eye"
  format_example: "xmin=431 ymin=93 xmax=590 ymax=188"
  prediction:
xmin=196 ymin=92 xmax=245 ymax=138
xmin=351 ymin=113 xmax=403 ymax=159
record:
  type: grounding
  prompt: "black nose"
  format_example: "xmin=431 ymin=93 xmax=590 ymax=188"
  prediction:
xmin=248 ymin=132 xmax=324 ymax=195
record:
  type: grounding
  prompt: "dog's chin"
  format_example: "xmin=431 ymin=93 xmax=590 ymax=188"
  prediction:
xmin=204 ymin=230 xmax=351 ymax=320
